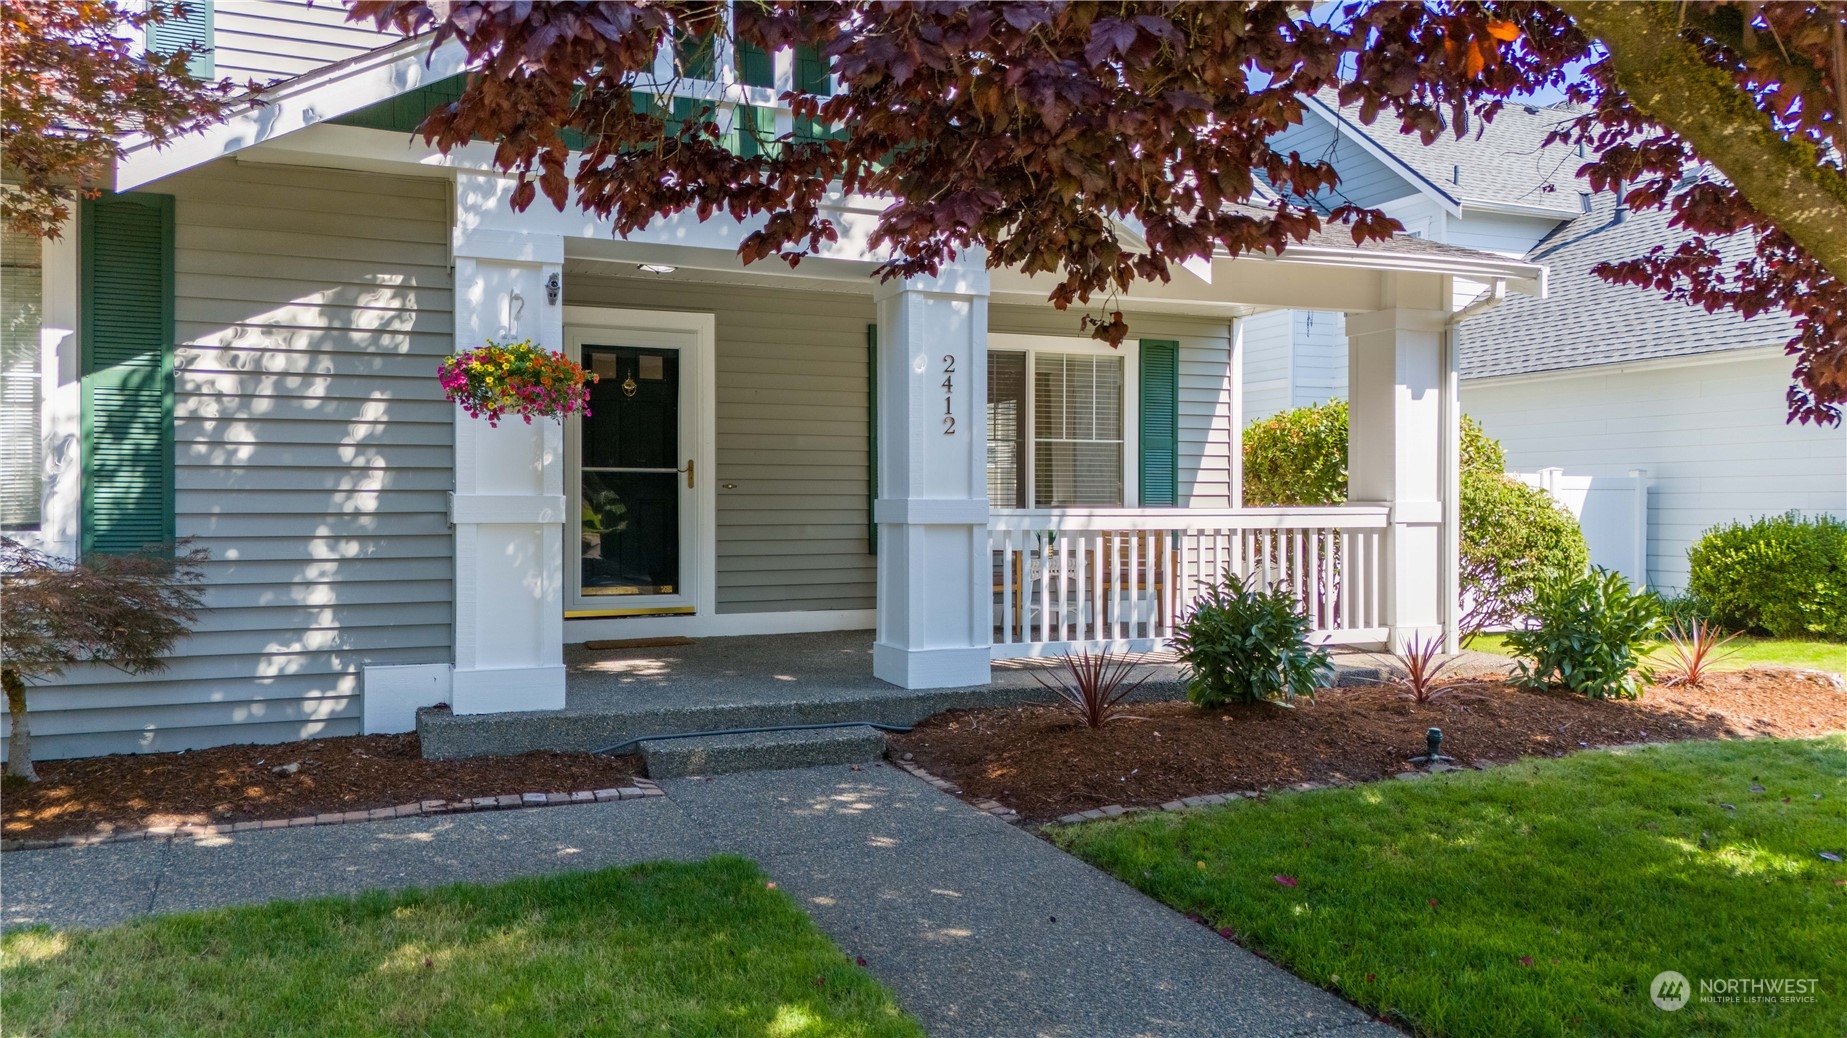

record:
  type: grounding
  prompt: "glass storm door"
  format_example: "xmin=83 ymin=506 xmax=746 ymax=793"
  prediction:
xmin=572 ymin=343 xmax=691 ymax=612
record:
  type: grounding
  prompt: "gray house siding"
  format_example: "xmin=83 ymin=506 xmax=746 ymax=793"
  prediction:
xmin=1241 ymin=310 xmax=1349 ymax=425
xmin=562 ymin=273 xmax=878 ymax=614
xmin=213 ymin=0 xmax=404 ymax=85
xmin=12 ymin=162 xmax=454 ymax=761
xmin=1267 ymin=116 xmax=1420 ymax=211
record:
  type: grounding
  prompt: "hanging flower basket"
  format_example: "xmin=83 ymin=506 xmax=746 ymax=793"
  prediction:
xmin=438 ymin=339 xmax=597 ymax=426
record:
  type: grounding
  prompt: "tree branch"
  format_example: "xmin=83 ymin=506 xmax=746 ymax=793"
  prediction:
xmin=1558 ymin=1 xmax=1847 ymax=283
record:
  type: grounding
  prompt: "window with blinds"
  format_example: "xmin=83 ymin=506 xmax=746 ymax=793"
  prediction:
xmin=986 ymin=349 xmax=1125 ymax=508
xmin=987 ymin=351 xmax=1027 ymax=508
xmin=1034 ymin=353 xmax=1123 ymax=506
xmin=1 ymin=227 xmax=42 ymax=529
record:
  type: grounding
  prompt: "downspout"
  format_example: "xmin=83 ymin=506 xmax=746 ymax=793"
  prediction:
xmin=1440 ymin=278 xmax=1507 ymax=653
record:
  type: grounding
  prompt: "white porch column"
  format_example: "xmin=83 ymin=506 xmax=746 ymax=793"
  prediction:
xmin=1346 ymin=288 xmax=1453 ymax=652
xmin=872 ymin=262 xmax=992 ymax=688
xmin=448 ymin=228 xmax=568 ymax=713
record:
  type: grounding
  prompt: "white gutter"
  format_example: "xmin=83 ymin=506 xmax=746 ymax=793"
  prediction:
xmin=1260 ymin=241 xmax=1548 ymax=297
xmin=1439 ymin=277 xmax=1510 ymax=652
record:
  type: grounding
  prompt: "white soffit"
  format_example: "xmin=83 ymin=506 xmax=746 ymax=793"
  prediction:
xmin=115 ymin=35 xmax=468 ymax=191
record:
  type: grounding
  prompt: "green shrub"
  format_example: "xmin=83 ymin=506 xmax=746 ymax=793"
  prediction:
xmin=1459 ymin=470 xmax=1590 ymax=637
xmin=1242 ymin=400 xmax=1504 ymax=507
xmin=1243 ymin=401 xmax=1584 ymax=637
xmin=1505 ymin=568 xmax=1665 ymax=700
xmin=1655 ymin=592 xmax=1712 ymax=632
xmin=1242 ymin=401 xmax=1351 ymax=507
xmin=1688 ymin=512 xmax=1847 ymax=640
xmin=1172 ymin=573 xmax=1330 ymax=707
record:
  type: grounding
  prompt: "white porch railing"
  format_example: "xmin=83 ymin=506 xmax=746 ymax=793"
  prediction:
xmin=989 ymin=506 xmax=1391 ymax=658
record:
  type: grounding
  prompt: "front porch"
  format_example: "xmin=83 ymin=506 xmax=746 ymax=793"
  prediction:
xmin=369 ymin=165 xmax=1544 ymax=747
xmin=418 ymin=629 xmax=1416 ymax=760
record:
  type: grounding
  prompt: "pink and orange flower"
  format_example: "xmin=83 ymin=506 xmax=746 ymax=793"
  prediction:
xmin=438 ymin=340 xmax=596 ymax=426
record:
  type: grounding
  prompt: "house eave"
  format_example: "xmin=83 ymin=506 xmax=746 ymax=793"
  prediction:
xmin=1461 ymin=343 xmax=1785 ymax=386
xmin=1456 ymin=198 xmax=1582 ymax=221
xmin=116 ymin=34 xmax=466 ymax=191
xmin=1257 ymin=242 xmax=1548 ymax=298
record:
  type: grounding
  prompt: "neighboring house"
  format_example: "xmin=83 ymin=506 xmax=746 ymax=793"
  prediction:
xmin=1459 ymin=195 xmax=1847 ymax=594
xmin=1245 ymin=93 xmax=1582 ymax=416
xmin=0 ymin=3 xmax=1544 ymax=760
xmin=1251 ymin=94 xmax=1846 ymax=592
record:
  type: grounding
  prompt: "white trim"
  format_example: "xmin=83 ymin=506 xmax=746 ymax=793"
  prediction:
xmin=16 ymin=211 xmax=81 ymax=559
xmin=1262 ymin=242 xmax=1547 ymax=296
xmin=1460 ymin=344 xmax=1787 ymax=387
xmin=118 ymin=35 xmax=473 ymax=190
xmin=565 ymin=608 xmax=876 ymax=643
xmin=988 ymin=332 xmax=1140 ymax=509
xmin=362 ymin=663 xmax=451 ymax=735
xmin=562 ymin=306 xmax=717 ymax=621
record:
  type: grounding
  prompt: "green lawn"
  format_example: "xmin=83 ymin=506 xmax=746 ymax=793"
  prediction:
xmin=1 ymin=856 xmax=924 ymax=1038
xmin=1052 ymin=737 xmax=1847 ymax=1037
xmin=1469 ymin=633 xmax=1847 ymax=675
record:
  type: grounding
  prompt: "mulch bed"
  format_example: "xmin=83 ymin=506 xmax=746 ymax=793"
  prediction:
xmin=2 ymin=733 xmax=641 ymax=843
xmin=890 ymin=667 xmax=1847 ymax=822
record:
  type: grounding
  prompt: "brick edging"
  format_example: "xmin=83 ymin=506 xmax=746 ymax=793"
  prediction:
xmin=1 ymin=777 xmax=665 ymax=853
xmin=892 ymin=758 xmax=1019 ymax=820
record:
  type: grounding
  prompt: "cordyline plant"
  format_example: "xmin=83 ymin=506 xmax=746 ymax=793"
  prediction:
xmin=1389 ymin=634 xmax=1464 ymax=705
xmin=1028 ymin=650 xmax=1149 ymax=729
xmin=0 ymin=539 xmax=207 ymax=782
xmin=350 ymin=1 xmax=1847 ymax=424
xmin=2 ymin=1 xmax=240 ymax=237
xmin=1659 ymin=618 xmax=1739 ymax=687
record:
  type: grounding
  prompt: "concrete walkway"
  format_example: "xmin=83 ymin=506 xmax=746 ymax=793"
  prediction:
xmin=3 ymin=764 xmax=1394 ymax=1038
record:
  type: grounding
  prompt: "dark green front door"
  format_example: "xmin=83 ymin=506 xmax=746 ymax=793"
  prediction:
xmin=579 ymin=345 xmax=681 ymax=598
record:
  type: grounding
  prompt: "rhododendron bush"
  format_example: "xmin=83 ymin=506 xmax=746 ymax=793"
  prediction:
xmin=438 ymin=340 xmax=597 ymax=425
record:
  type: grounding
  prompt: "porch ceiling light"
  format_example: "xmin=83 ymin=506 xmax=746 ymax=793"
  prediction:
xmin=637 ymin=263 xmax=677 ymax=275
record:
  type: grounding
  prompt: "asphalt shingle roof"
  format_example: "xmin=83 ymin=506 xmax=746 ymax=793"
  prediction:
xmin=1458 ymin=192 xmax=1797 ymax=379
xmin=1316 ymin=95 xmax=1587 ymax=215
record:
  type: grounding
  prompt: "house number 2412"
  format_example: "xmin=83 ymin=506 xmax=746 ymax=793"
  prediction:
xmin=941 ymin=354 xmax=956 ymax=434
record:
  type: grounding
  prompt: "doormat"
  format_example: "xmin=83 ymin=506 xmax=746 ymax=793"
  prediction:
xmin=583 ymin=636 xmax=698 ymax=650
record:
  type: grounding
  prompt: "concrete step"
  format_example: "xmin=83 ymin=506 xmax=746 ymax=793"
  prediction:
xmin=639 ymin=725 xmax=888 ymax=778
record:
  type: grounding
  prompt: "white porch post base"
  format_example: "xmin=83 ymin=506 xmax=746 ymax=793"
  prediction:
xmin=451 ymin=664 xmax=568 ymax=716
xmin=446 ymin=214 xmax=569 ymax=715
xmin=872 ymin=264 xmax=993 ymax=689
xmin=873 ymin=643 xmax=991 ymax=689
xmin=1347 ymin=294 xmax=1453 ymax=653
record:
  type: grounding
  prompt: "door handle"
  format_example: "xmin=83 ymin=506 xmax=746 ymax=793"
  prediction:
xmin=678 ymin=459 xmax=694 ymax=489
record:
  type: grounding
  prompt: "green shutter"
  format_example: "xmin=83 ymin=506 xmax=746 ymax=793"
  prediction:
xmin=794 ymin=44 xmax=834 ymax=142
xmin=867 ymin=324 xmax=878 ymax=555
xmin=1139 ymin=339 xmax=1179 ymax=507
xmin=736 ymin=42 xmax=775 ymax=88
xmin=149 ymin=0 xmax=213 ymax=78
xmin=81 ymin=194 xmax=175 ymax=557
xmin=672 ymin=28 xmax=719 ymax=80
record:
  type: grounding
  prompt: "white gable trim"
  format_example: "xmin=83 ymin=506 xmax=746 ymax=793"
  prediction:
xmin=116 ymin=34 xmax=469 ymax=191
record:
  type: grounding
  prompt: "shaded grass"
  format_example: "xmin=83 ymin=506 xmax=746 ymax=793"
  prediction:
xmin=1 ymin=856 xmax=924 ymax=1038
xmin=1052 ymin=737 xmax=1847 ymax=1037
xmin=1470 ymin=633 xmax=1847 ymax=676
